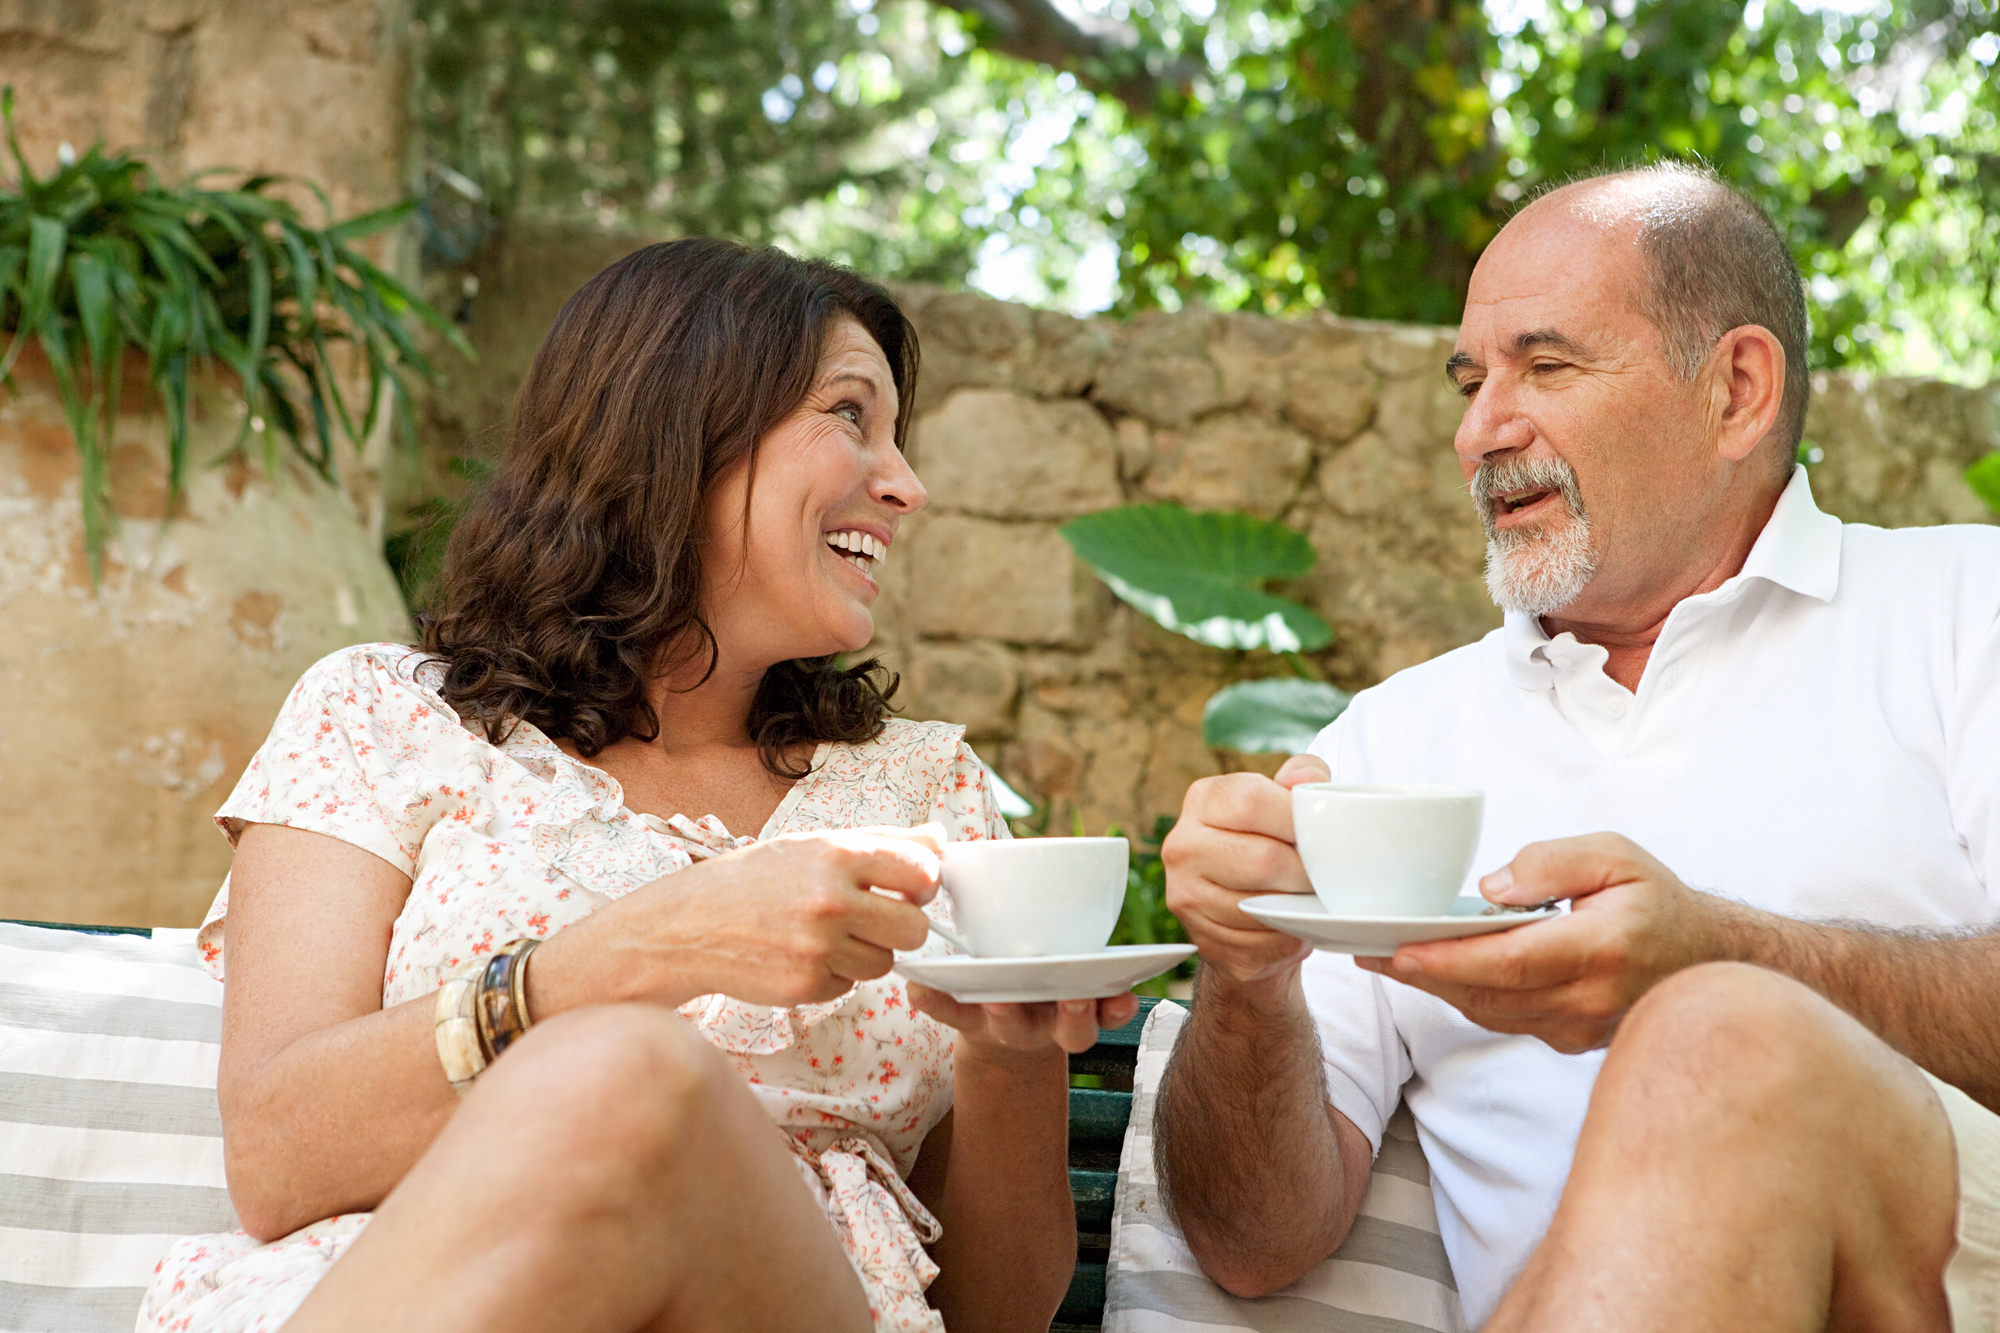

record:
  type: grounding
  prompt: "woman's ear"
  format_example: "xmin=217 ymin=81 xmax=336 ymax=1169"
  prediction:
xmin=1709 ymin=324 xmax=1786 ymax=464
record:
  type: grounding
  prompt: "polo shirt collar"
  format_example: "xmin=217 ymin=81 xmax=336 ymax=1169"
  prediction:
xmin=1503 ymin=465 xmax=1843 ymax=691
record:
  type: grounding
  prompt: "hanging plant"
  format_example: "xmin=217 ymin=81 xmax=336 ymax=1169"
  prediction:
xmin=0 ymin=88 xmax=471 ymax=581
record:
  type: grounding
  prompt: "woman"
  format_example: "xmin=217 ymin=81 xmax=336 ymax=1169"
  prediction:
xmin=140 ymin=240 xmax=1137 ymax=1333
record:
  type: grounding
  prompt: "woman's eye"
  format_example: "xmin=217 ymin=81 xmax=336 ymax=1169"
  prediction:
xmin=833 ymin=402 xmax=864 ymax=425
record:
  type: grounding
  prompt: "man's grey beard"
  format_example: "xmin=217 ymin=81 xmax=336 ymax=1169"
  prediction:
xmin=1472 ymin=456 xmax=1599 ymax=617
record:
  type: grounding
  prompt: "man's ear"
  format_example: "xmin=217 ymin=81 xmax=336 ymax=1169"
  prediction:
xmin=1707 ymin=324 xmax=1786 ymax=464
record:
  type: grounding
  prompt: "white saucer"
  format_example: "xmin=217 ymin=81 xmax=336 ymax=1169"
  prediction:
xmin=1240 ymin=895 xmax=1560 ymax=956
xmin=894 ymin=944 xmax=1197 ymax=1004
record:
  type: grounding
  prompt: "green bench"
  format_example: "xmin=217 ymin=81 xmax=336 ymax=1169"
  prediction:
xmin=17 ymin=921 xmax=1156 ymax=1330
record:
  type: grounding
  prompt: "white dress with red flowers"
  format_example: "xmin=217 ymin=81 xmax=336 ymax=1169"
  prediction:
xmin=137 ymin=643 xmax=1005 ymax=1333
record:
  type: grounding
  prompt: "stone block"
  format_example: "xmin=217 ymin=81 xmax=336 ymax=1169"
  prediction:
xmin=1284 ymin=334 xmax=1378 ymax=442
xmin=1092 ymin=311 xmax=1223 ymax=427
xmin=1804 ymin=376 xmax=2000 ymax=529
xmin=912 ymin=389 xmax=1122 ymax=519
xmin=1362 ymin=323 xmax=1458 ymax=379
xmin=907 ymin=515 xmax=1097 ymax=645
xmin=904 ymin=641 xmax=1020 ymax=738
xmin=1023 ymin=311 xmax=1116 ymax=398
xmin=1142 ymin=410 xmax=1314 ymax=518
xmin=904 ymin=291 xmax=1036 ymax=415
xmin=1371 ymin=372 xmax=1469 ymax=460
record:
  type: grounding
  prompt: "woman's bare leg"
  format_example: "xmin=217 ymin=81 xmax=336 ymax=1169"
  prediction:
xmin=283 ymin=1004 xmax=873 ymax=1333
xmin=1488 ymin=962 xmax=1958 ymax=1333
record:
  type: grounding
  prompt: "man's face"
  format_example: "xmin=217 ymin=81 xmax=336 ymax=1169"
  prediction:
xmin=1448 ymin=193 xmax=1719 ymax=623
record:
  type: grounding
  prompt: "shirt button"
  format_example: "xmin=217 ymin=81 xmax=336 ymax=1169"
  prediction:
xmin=1607 ymin=699 xmax=1627 ymax=718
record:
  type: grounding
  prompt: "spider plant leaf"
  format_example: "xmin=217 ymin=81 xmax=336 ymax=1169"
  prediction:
xmin=1200 ymin=678 xmax=1352 ymax=754
xmin=1058 ymin=504 xmax=1333 ymax=653
xmin=156 ymin=350 xmax=190 ymax=518
xmin=324 ymin=199 xmax=416 ymax=241
xmin=348 ymin=250 xmax=473 ymax=360
xmin=279 ymin=225 xmax=317 ymax=331
xmin=69 ymin=249 xmax=115 ymax=379
xmin=244 ymin=232 xmax=271 ymax=378
xmin=4 ymin=213 xmax=68 ymax=377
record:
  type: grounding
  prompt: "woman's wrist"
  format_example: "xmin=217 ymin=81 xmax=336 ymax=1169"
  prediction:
xmin=523 ymin=898 xmax=712 ymax=1019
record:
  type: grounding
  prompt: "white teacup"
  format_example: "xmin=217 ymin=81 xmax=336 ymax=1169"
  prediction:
xmin=939 ymin=837 xmax=1128 ymax=958
xmin=1291 ymin=783 xmax=1484 ymax=918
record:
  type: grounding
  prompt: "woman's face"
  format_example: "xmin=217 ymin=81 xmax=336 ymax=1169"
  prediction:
xmin=702 ymin=316 xmax=926 ymax=669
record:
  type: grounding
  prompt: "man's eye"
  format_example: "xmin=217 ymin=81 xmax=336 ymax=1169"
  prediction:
xmin=1458 ymin=380 xmax=1482 ymax=398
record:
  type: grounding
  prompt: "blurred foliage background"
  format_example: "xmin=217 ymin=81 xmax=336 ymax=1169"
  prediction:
xmin=413 ymin=0 xmax=1999 ymax=381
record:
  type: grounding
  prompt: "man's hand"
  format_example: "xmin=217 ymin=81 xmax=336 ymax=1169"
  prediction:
xmin=1162 ymin=755 xmax=1329 ymax=991
xmin=907 ymin=988 xmax=1142 ymax=1059
xmin=1357 ymin=833 xmax=1733 ymax=1053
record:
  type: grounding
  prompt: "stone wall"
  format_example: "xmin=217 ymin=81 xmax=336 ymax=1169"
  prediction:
xmin=0 ymin=0 xmax=416 ymax=925
xmin=419 ymin=226 xmax=2000 ymax=842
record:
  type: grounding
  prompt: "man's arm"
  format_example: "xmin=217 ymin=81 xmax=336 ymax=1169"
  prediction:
xmin=1716 ymin=907 xmax=2000 ymax=1108
xmin=1155 ymin=760 xmax=1376 ymax=1296
xmin=1365 ymin=835 xmax=2000 ymax=1109
xmin=1156 ymin=963 xmax=1375 ymax=1296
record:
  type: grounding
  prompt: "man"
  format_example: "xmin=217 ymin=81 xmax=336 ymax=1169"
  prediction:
xmin=1157 ymin=162 xmax=2000 ymax=1332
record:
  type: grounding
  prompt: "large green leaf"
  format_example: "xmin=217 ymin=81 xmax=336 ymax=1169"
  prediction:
xmin=1059 ymin=504 xmax=1332 ymax=652
xmin=1201 ymin=678 xmax=1351 ymax=754
xmin=1969 ymin=454 xmax=2000 ymax=518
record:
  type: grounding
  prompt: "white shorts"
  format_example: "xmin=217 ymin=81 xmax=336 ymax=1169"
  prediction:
xmin=1927 ymin=1072 xmax=2000 ymax=1333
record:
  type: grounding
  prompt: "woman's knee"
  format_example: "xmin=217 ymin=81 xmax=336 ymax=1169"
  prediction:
xmin=470 ymin=1003 xmax=731 ymax=1170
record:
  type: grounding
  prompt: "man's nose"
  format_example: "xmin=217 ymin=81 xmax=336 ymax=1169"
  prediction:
xmin=1454 ymin=381 xmax=1535 ymax=467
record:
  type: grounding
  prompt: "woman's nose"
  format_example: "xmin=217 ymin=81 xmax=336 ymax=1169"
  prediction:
xmin=873 ymin=445 xmax=928 ymax=515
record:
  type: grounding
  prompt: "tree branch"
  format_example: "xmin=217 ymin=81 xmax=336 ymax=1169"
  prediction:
xmin=926 ymin=0 xmax=1195 ymax=114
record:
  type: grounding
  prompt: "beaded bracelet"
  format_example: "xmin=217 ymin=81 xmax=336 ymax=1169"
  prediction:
xmin=433 ymin=938 xmax=541 ymax=1095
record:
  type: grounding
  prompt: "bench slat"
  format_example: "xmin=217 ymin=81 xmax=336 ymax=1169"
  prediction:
xmin=1070 ymin=1167 xmax=1116 ymax=1232
xmin=1057 ymin=1261 xmax=1107 ymax=1325
xmin=1068 ymin=1086 xmax=1133 ymax=1143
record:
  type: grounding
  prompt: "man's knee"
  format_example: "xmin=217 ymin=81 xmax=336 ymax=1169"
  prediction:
xmin=1603 ymin=962 xmax=1852 ymax=1116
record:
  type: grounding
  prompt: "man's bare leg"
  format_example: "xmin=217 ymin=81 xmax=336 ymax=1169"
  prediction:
xmin=284 ymin=1003 xmax=874 ymax=1333
xmin=1488 ymin=962 xmax=1958 ymax=1333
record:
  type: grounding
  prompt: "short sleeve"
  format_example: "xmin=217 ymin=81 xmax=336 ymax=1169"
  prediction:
xmin=196 ymin=645 xmax=481 ymax=977
xmin=1300 ymin=949 xmax=1412 ymax=1154
xmin=931 ymin=741 xmax=1013 ymax=844
xmin=213 ymin=643 xmax=463 ymax=875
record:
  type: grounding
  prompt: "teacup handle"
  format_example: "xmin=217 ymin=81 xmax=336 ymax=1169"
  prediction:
xmin=927 ymin=920 xmax=974 ymax=954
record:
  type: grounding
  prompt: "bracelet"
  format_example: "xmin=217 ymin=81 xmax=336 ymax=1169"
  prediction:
xmin=475 ymin=938 xmax=541 ymax=1060
xmin=433 ymin=961 xmax=487 ymax=1095
xmin=433 ymin=938 xmax=541 ymax=1095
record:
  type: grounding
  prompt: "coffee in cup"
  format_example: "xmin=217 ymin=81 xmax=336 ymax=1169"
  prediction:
xmin=939 ymin=837 xmax=1128 ymax=957
xmin=1290 ymin=783 xmax=1484 ymax=918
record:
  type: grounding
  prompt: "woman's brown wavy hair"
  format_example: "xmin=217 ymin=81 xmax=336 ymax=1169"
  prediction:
xmin=418 ymin=239 xmax=918 ymax=777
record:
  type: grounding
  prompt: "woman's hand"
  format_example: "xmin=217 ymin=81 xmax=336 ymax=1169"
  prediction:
xmin=906 ymin=985 xmax=1143 ymax=1061
xmin=535 ymin=824 xmax=945 ymax=1013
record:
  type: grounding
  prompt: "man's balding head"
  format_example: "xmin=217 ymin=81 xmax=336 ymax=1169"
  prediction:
xmin=1449 ymin=161 xmax=1809 ymax=631
xmin=1530 ymin=164 xmax=1812 ymax=471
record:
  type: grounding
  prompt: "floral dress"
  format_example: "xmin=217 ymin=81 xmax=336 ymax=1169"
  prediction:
xmin=137 ymin=643 xmax=1007 ymax=1333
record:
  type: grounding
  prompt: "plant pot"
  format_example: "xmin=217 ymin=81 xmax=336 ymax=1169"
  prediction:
xmin=0 ymin=352 xmax=412 ymax=926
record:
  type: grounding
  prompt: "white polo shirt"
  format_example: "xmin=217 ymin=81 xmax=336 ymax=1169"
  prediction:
xmin=1302 ymin=466 xmax=2000 ymax=1327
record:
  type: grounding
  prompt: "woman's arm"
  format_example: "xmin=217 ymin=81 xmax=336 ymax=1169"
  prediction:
xmin=220 ymin=822 xmax=944 ymax=1240
xmin=908 ymin=993 xmax=1140 ymax=1333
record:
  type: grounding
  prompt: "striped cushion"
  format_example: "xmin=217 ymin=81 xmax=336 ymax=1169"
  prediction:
xmin=0 ymin=923 xmax=236 ymax=1333
xmin=1106 ymin=1000 xmax=1466 ymax=1333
